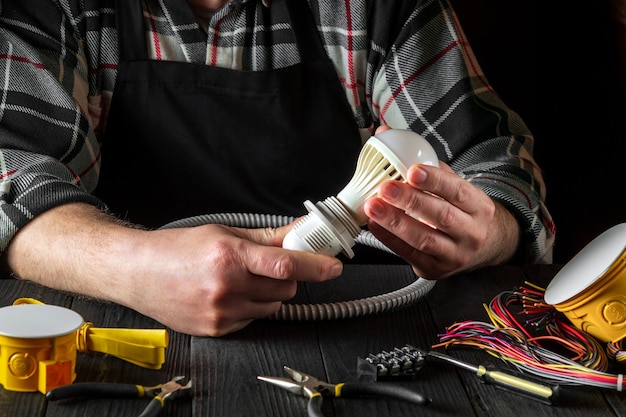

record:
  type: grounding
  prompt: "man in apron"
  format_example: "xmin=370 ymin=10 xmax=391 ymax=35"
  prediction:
xmin=0 ymin=0 xmax=552 ymax=336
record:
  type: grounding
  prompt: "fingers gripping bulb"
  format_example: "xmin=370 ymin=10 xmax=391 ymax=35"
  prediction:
xmin=282 ymin=130 xmax=439 ymax=258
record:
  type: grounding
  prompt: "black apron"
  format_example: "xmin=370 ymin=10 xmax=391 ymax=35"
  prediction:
xmin=95 ymin=0 xmax=363 ymax=229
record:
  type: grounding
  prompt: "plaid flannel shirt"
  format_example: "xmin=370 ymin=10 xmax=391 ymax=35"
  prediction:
xmin=0 ymin=0 xmax=555 ymax=262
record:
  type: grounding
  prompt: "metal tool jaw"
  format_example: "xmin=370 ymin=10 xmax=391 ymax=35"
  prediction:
xmin=257 ymin=366 xmax=336 ymax=399
xmin=145 ymin=376 xmax=193 ymax=400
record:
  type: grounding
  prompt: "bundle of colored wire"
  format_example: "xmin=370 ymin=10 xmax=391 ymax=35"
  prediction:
xmin=433 ymin=282 xmax=626 ymax=391
xmin=607 ymin=340 xmax=626 ymax=364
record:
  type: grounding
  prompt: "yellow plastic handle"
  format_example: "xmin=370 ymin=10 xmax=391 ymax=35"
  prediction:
xmin=10 ymin=298 xmax=169 ymax=370
xmin=12 ymin=297 xmax=45 ymax=305
xmin=77 ymin=322 xmax=169 ymax=369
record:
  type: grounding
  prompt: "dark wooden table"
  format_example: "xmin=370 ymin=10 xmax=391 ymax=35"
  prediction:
xmin=2 ymin=263 xmax=626 ymax=417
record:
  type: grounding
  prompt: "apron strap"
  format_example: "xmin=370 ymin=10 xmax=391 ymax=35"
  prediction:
xmin=284 ymin=0 xmax=330 ymax=63
xmin=114 ymin=0 xmax=149 ymax=61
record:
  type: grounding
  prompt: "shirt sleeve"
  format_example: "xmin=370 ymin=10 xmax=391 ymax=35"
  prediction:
xmin=365 ymin=0 xmax=555 ymax=263
xmin=0 ymin=2 xmax=108 ymax=252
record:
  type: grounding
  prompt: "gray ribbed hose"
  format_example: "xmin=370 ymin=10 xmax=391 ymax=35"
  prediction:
xmin=161 ymin=213 xmax=435 ymax=321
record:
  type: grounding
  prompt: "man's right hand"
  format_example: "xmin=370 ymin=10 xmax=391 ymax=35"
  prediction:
xmin=5 ymin=203 xmax=343 ymax=336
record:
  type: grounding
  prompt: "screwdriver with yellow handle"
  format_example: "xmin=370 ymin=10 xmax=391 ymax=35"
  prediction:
xmin=427 ymin=350 xmax=559 ymax=405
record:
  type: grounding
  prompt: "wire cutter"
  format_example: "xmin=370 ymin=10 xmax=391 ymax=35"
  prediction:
xmin=45 ymin=375 xmax=192 ymax=417
xmin=258 ymin=366 xmax=430 ymax=417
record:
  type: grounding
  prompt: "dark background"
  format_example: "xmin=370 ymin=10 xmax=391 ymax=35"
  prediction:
xmin=451 ymin=0 xmax=626 ymax=264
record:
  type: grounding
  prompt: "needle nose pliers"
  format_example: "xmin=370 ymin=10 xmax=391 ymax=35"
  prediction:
xmin=45 ymin=375 xmax=192 ymax=417
xmin=258 ymin=366 xmax=429 ymax=417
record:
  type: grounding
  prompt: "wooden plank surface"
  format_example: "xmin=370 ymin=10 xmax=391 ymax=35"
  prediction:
xmin=191 ymin=264 xmax=471 ymax=417
xmin=2 ymin=264 xmax=626 ymax=416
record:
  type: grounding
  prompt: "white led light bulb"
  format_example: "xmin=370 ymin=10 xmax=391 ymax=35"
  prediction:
xmin=282 ymin=129 xmax=439 ymax=258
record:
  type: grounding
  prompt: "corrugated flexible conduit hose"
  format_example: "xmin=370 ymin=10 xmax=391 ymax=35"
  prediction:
xmin=160 ymin=213 xmax=435 ymax=321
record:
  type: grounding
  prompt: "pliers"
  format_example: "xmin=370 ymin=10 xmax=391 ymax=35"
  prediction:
xmin=258 ymin=366 xmax=430 ymax=417
xmin=45 ymin=375 xmax=192 ymax=417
